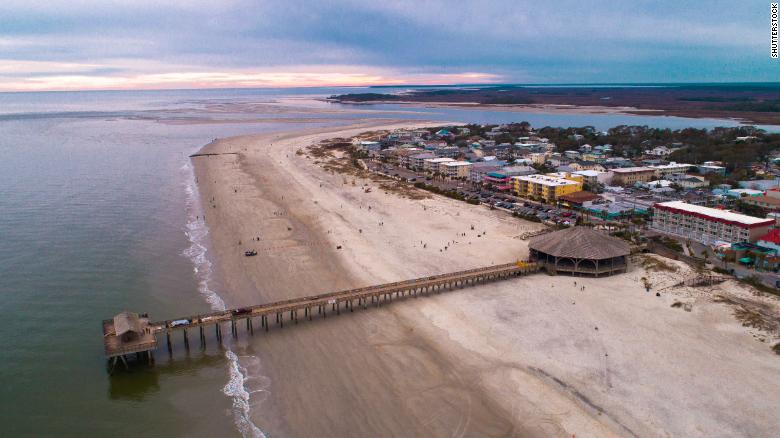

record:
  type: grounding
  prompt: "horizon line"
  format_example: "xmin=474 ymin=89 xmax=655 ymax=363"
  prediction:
xmin=1 ymin=80 xmax=779 ymax=94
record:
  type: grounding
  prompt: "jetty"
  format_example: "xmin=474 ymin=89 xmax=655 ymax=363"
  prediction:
xmin=102 ymin=261 xmax=539 ymax=371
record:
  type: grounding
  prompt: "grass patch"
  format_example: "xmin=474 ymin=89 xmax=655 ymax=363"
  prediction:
xmin=659 ymin=237 xmax=684 ymax=253
xmin=742 ymin=275 xmax=780 ymax=298
xmin=641 ymin=255 xmax=678 ymax=272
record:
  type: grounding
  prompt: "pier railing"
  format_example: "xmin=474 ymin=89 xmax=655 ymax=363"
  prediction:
xmin=103 ymin=261 xmax=540 ymax=367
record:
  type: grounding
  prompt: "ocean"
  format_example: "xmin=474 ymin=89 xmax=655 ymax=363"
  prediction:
xmin=0 ymin=87 xmax=776 ymax=436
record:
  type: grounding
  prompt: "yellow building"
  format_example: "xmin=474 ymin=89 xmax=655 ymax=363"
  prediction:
xmin=512 ymin=173 xmax=583 ymax=202
xmin=546 ymin=171 xmax=585 ymax=184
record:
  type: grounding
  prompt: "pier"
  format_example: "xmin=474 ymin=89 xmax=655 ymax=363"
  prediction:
xmin=103 ymin=261 xmax=539 ymax=370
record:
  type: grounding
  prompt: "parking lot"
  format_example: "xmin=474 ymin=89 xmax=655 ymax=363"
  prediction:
xmin=366 ymin=161 xmax=582 ymax=227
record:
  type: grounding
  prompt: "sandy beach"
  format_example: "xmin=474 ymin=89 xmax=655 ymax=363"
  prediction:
xmin=192 ymin=120 xmax=780 ymax=437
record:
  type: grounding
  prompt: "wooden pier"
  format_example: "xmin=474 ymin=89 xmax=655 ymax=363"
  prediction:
xmin=103 ymin=261 xmax=539 ymax=370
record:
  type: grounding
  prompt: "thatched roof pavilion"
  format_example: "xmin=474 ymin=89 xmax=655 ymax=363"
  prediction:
xmin=529 ymin=226 xmax=630 ymax=276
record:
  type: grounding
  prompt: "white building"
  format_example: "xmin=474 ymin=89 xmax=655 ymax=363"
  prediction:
xmin=651 ymin=201 xmax=774 ymax=244
xmin=409 ymin=153 xmax=435 ymax=169
xmin=645 ymin=146 xmax=672 ymax=156
xmin=440 ymin=161 xmax=472 ymax=179
xmin=574 ymin=170 xmax=613 ymax=186
xmin=423 ymin=157 xmax=455 ymax=173
xmin=650 ymin=162 xmax=692 ymax=177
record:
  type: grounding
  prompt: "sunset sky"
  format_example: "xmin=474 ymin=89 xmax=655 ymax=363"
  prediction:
xmin=0 ymin=0 xmax=776 ymax=91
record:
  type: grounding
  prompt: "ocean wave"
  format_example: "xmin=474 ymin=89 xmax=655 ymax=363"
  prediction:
xmin=181 ymin=159 xmax=265 ymax=438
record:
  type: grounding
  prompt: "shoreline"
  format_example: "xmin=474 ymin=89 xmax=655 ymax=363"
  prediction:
xmin=192 ymin=120 xmax=780 ymax=437
xmin=323 ymin=99 xmax=773 ymax=126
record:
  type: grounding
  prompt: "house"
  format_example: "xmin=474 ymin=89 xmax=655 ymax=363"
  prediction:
xmin=697 ymin=164 xmax=726 ymax=176
xmin=670 ymin=174 xmax=709 ymax=189
xmin=650 ymin=162 xmax=693 ymax=177
xmin=641 ymin=180 xmax=674 ymax=189
xmin=645 ymin=146 xmax=672 ymax=156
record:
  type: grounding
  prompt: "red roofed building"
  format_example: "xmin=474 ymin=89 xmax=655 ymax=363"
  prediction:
xmin=757 ymin=229 xmax=780 ymax=253
xmin=651 ymin=201 xmax=774 ymax=244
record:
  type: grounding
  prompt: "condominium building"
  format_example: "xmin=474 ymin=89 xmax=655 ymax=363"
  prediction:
xmin=512 ymin=174 xmax=583 ymax=203
xmin=409 ymin=153 xmax=435 ymax=170
xmin=651 ymin=201 xmax=774 ymax=244
xmin=440 ymin=161 xmax=472 ymax=179
xmin=423 ymin=157 xmax=455 ymax=173
xmin=611 ymin=167 xmax=656 ymax=185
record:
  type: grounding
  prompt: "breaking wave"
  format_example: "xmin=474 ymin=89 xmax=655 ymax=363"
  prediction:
xmin=181 ymin=160 xmax=265 ymax=438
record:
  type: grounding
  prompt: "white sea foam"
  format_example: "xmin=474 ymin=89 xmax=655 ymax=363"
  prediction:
xmin=181 ymin=159 xmax=265 ymax=438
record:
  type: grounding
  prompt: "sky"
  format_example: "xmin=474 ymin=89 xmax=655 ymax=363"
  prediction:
xmin=0 ymin=0 xmax=777 ymax=91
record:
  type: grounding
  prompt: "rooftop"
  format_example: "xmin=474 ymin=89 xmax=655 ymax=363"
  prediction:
xmin=529 ymin=226 xmax=630 ymax=260
xmin=650 ymin=162 xmax=692 ymax=170
xmin=559 ymin=191 xmax=601 ymax=203
xmin=612 ymin=166 xmax=655 ymax=173
xmin=758 ymin=229 xmax=780 ymax=245
xmin=424 ymin=157 xmax=455 ymax=163
xmin=654 ymin=201 xmax=774 ymax=226
xmin=513 ymin=174 xmax=581 ymax=187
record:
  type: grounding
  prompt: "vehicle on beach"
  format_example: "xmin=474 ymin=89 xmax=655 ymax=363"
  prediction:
xmin=245 ymin=249 xmax=257 ymax=256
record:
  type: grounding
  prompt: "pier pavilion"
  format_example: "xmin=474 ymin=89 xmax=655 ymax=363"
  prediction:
xmin=529 ymin=226 xmax=629 ymax=276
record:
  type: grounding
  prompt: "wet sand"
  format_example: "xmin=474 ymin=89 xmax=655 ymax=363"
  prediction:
xmin=193 ymin=120 xmax=780 ymax=437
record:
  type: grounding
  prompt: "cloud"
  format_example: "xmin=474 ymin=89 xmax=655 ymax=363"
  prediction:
xmin=0 ymin=0 xmax=775 ymax=90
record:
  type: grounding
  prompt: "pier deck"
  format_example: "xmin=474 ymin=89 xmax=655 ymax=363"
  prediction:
xmin=103 ymin=261 xmax=539 ymax=365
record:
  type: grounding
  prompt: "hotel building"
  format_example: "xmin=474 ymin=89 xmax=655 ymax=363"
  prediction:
xmin=651 ymin=201 xmax=774 ymax=244
xmin=512 ymin=174 xmax=583 ymax=203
